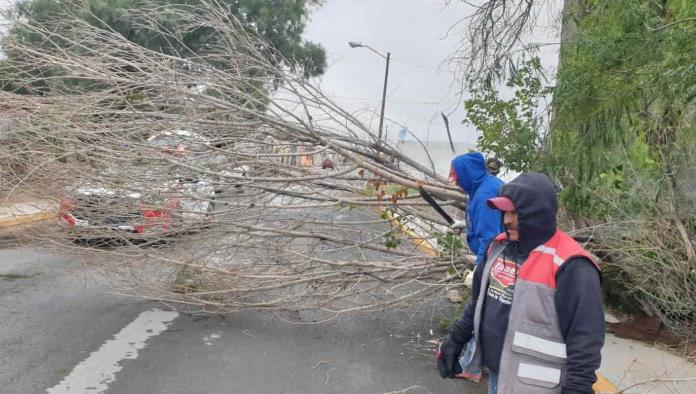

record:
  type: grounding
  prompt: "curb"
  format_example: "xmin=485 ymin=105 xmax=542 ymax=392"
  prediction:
xmin=378 ymin=206 xmax=437 ymax=257
xmin=593 ymin=373 xmax=617 ymax=393
xmin=0 ymin=211 xmax=54 ymax=229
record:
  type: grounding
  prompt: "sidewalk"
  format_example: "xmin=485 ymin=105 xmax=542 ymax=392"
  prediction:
xmin=0 ymin=200 xmax=56 ymax=228
xmin=597 ymin=333 xmax=696 ymax=393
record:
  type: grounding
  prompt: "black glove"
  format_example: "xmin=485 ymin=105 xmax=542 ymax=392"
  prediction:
xmin=437 ymin=335 xmax=464 ymax=378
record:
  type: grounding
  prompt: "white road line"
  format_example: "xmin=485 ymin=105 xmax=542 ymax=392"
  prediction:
xmin=46 ymin=309 xmax=179 ymax=394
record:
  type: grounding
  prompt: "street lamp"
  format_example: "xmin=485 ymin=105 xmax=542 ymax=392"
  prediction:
xmin=348 ymin=41 xmax=391 ymax=158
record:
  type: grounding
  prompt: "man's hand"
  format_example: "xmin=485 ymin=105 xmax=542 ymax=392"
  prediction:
xmin=436 ymin=335 xmax=464 ymax=378
xmin=450 ymin=219 xmax=467 ymax=235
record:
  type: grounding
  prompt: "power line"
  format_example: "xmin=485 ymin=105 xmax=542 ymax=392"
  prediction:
xmin=324 ymin=94 xmax=455 ymax=106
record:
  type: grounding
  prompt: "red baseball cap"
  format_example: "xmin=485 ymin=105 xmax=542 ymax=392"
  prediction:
xmin=487 ymin=196 xmax=515 ymax=212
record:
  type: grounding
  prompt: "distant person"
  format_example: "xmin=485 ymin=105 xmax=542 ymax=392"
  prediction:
xmin=438 ymin=173 xmax=604 ymax=394
xmin=322 ymin=158 xmax=334 ymax=170
xmin=448 ymin=152 xmax=504 ymax=266
xmin=486 ymin=157 xmax=503 ymax=177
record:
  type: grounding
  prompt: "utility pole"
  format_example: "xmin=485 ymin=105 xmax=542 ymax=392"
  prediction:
xmin=348 ymin=42 xmax=391 ymax=159
xmin=376 ymin=52 xmax=390 ymax=158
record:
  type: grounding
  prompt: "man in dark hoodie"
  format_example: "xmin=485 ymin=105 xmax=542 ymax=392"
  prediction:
xmin=449 ymin=152 xmax=504 ymax=265
xmin=437 ymin=173 xmax=604 ymax=394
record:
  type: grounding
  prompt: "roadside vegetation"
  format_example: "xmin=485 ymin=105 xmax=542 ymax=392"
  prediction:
xmin=456 ymin=0 xmax=696 ymax=341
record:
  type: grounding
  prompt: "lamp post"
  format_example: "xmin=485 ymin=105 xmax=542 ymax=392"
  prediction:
xmin=348 ymin=41 xmax=391 ymax=158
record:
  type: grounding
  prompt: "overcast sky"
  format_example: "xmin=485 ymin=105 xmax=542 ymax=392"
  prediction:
xmin=304 ymin=0 xmax=563 ymax=144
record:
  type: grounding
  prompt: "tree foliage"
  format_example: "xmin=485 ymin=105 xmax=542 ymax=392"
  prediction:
xmin=458 ymin=0 xmax=696 ymax=336
xmin=546 ymin=0 xmax=696 ymax=334
xmin=463 ymin=57 xmax=551 ymax=172
xmin=548 ymin=0 xmax=696 ymax=209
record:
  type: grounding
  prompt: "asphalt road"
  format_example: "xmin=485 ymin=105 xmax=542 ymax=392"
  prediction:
xmin=0 ymin=242 xmax=486 ymax=394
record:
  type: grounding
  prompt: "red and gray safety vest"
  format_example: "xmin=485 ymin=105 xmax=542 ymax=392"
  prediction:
xmin=465 ymin=230 xmax=599 ymax=393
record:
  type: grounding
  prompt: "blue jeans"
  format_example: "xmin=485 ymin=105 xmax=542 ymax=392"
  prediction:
xmin=488 ymin=371 xmax=498 ymax=394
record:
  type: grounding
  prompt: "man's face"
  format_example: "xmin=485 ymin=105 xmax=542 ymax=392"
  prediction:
xmin=503 ymin=210 xmax=519 ymax=241
xmin=448 ymin=165 xmax=458 ymax=185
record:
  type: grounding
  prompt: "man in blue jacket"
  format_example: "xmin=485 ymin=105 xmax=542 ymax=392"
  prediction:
xmin=449 ymin=152 xmax=504 ymax=265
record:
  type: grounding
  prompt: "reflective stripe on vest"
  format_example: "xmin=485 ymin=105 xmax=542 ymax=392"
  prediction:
xmin=533 ymin=245 xmax=564 ymax=266
xmin=517 ymin=362 xmax=562 ymax=385
xmin=512 ymin=332 xmax=567 ymax=359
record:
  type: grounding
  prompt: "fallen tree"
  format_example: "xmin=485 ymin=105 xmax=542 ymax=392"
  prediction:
xmin=0 ymin=1 xmax=473 ymax=320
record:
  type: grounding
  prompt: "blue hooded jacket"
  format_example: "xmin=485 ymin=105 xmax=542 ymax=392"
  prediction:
xmin=451 ymin=153 xmax=504 ymax=264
